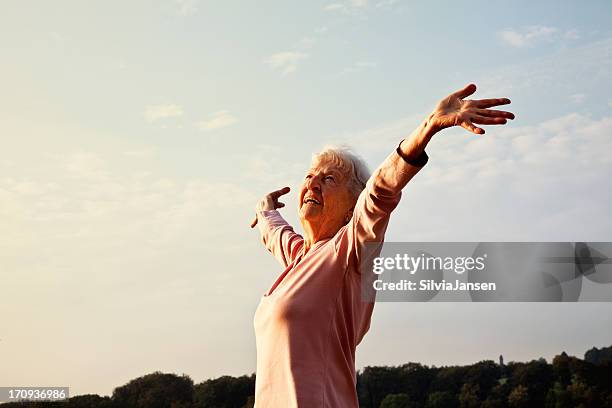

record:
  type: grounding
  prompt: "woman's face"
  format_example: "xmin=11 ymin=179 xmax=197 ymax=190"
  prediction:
xmin=298 ymin=159 xmax=355 ymax=231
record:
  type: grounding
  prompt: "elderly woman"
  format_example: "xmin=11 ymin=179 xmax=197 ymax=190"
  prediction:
xmin=250 ymin=84 xmax=514 ymax=407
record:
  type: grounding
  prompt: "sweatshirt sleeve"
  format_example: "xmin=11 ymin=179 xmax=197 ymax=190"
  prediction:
xmin=256 ymin=209 xmax=304 ymax=269
xmin=335 ymin=148 xmax=428 ymax=272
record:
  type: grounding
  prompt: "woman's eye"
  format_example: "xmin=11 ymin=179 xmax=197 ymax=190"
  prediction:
xmin=305 ymin=174 xmax=312 ymax=179
xmin=324 ymin=176 xmax=334 ymax=182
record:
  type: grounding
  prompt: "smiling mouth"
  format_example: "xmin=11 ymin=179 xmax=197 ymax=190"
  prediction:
xmin=303 ymin=197 xmax=321 ymax=205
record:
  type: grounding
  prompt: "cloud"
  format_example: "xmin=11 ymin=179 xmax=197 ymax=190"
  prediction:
xmin=297 ymin=36 xmax=316 ymax=50
xmin=264 ymin=25 xmax=330 ymax=76
xmin=375 ymin=0 xmax=399 ymax=7
xmin=241 ymin=144 xmax=305 ymax=186
xmin=123 ymin=147 xmax=157 ymax=158
xmin=144 ymin=104 xmax=184 ymax=122
xmin=475 ymin=36 xmax=612 ymax=95
xmin=324 ymin=3 xmax=346 ymax=11
xmin=264 ymin=51 xmax=308 ymax=76
xmin=338 ymin=60 xmax=378 ymax=76
xmin=497 ymin=26 xmax=580 ymax=49
xmin=563 ymin=29 xmax=580 ymax=40
xmin=0 ymin=114 xmax=289 ymax=394
xmin=65 ymin=151 xmax=110 ymax=181
xmin=174 ymin=0 xmax=198 ymax=16
xmin=498 ymin=25 xmax=558 ymax=48
xmin=324 ymin=0 xmax=369 ymax=14
xmin=195 ymin=110 xmax=237 ymax=131
xmin=570 ymin=93 xmax=585 ymax=104
xmin=332 ymin=110 xmax=612 ymax=242
xmin=324 ymin=0 xmax=401 ymax=17
xmin=333 ymin=113 xmax=425 ymax=158
xmin=424 ymin=112 xmax=612 ymax=184
xmin=0 ymin=145 xmax=258 ymax=265
xmin=432 ymin=113 xmax=611 ymax=240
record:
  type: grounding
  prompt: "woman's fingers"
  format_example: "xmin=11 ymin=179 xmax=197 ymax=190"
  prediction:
xmin=473 ymin=108 xmax=515 ymax=119
xmin=471 ymin=115 xmax=507 ymax=125
xmin=270 ymin=186 xmax=290 ymax=198
xmin=251 ymin=186 xmax=290 ymax=228
xmin=460 ymin=120 xmax=485 ymax=135
xmin=272 ymin=187 xmax=289 ymax=208
xmin=452 ymin=83 xmax=477 ymax=99
xmin=474 ymin=98 xmax=511 ymax=108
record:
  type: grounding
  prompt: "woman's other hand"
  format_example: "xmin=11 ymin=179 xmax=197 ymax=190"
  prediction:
xmin=429 ymin=83 xmax=515 ymax=135
xmin=250 ymin=186 xmax=291 ymax=228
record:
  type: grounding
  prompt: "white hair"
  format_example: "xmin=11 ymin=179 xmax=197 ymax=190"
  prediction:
xmin=311 ymin=145 xmax=371 ymax=200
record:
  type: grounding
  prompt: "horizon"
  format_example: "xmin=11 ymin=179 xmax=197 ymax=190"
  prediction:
xmin=36 ymin=343 xmax=612 ymax=399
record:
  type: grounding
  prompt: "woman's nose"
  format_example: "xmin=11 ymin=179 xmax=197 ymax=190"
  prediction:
xmin=306 ymin=176 xmax=321 ymax=192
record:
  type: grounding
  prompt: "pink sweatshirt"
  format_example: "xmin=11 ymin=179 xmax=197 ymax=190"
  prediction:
xmin=253 ymin=149 xmax=427 ymax=407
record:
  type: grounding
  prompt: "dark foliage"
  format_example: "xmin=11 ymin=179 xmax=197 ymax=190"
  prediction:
xmin=2 ymin=346 xmax=612 ymax=408
xmin=585 ymin=344 xmax=612 ymax=365
xmin=193 ymin=375 xmax=255 ymax=408
xmin=112 ymin=371 xmax=194 ymax=408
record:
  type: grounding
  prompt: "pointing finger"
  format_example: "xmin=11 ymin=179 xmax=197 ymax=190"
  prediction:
xmin=269 ymin=186 xmax=291 ymax=198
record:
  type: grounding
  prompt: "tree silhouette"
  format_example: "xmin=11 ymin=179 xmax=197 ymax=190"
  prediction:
xmin=2 ymin=345 xmax=612 ymax=408
xmin=112 ymin=371 xmax=193 ymax=408
xmin=193 ymin=374 xmax=254 ymax=408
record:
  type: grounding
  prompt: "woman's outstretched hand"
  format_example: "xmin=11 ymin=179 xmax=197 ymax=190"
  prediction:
xmin=250 ymin=186 xmax=291 ymax=228
xmin=428 ymin=83 xmax=515 ymax=135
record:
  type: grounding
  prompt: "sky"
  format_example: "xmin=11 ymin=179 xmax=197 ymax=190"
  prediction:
xmin=1 ymin=0 xmax=612 ymax=397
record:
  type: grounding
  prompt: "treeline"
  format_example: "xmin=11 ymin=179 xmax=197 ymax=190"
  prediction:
xmin=2 ymin=345 xmax=612 ymax=408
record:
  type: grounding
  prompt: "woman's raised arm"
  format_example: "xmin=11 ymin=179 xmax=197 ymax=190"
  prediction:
xmin=339 ymin=83 xmax=514 ymax=270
